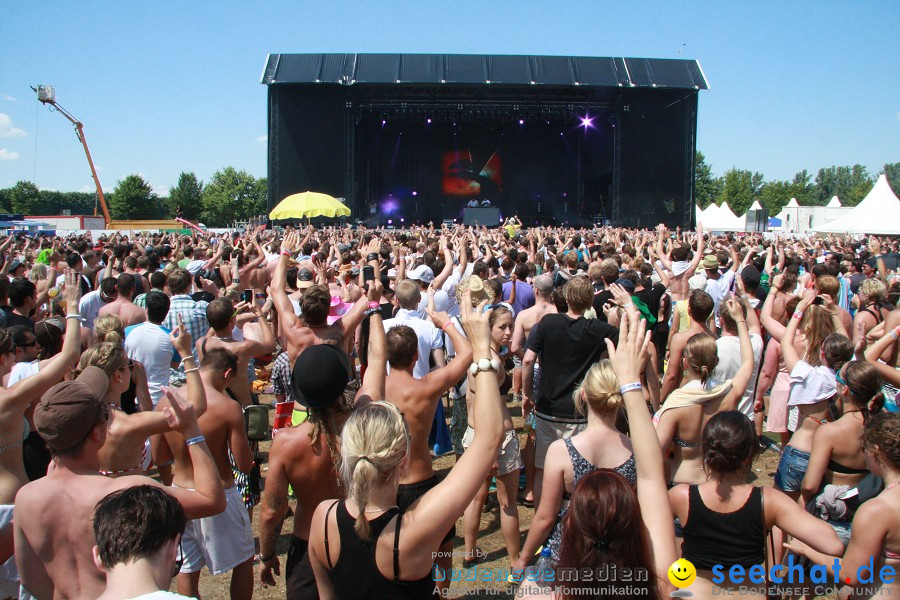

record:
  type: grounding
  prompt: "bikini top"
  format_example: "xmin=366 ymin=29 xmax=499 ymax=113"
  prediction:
xmin=827 ymin=458 xmax=869 ymax=476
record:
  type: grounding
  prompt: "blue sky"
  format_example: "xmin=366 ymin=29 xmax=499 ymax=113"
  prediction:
xmin=1 ymin=1 xmax=897 ymax=196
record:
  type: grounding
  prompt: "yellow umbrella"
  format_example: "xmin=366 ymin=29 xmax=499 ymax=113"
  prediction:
xmin=269 ymin=191 xmax=351 ymax=220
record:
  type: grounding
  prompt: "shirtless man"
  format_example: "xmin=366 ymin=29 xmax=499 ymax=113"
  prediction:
xmin=197 ymin=297 xmax=275 ymax=407
xmin=654 ymin=223 xmax=704 ymax=303
xmin=229 ymin=227 xmax=268 ymax=293
xmin=98 ymin=273 xmax=146 ymax=327
xmin=14 ymin=367 xmax=225 ymax=600
xmin=157 ymin=348 xmax=254 ymax=600
xmin=258 ymin=313 xmax=387 ymax=598
xmin=660 ymin=289 xmax=716 ymax=402
xmin=384 ymin=315 xmax=472 ymax=589
xmin=272 ymin=229 xmax=375 ymax=368
xmin=509 ymin=273 xmax=557 ymax=505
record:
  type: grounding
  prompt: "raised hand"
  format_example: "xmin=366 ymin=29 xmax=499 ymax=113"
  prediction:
xmin=160 ymin=386 xmax=198 ymax=433
xmin=169 ymin=314 xmax=194 ymax=358
xmin=63 ymin=268 xmax=82 ymax=308
xmin=604 ymin=309 xmax=651 ymax=384
xmin=426 ymin=309 xmax=451 ymax=332
xmin=459 ymin=290 xmax=491 ymax=356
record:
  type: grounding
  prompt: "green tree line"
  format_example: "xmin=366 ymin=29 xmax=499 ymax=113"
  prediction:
xmin=695 ymin=153 xmax=900 ymax=217
xmin=0 ymin=167 xmax=267 ymax=227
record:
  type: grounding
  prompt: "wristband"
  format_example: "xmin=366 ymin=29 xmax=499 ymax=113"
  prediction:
xmin=362 ymin=307 xmax=380 ymax=319
xmin=65 ymin=314 xmax=82 ymax=320
xmin=281 ymin=249 xmax=292 ymax=257
xmin=442 ymin=321 xmax=454 ymax=332
xmin=185 ymin=435 xmax=206 ymax=447
xmin=184 ymin=367 xmax=199 ymax=374
xmin=180 ymin=357 xmax=196 ymax=367
xmin=619 ymin=382 xmax=643 ymax=395
xmin=260 ymin=551 xmax=277 ymax=563
xmin=368 ymin=301 xmax=379 ymax=309
xmin=367 ymin=253 xmax=379 ymax=262
xmin=890 ymin=326 xmax=900 ymax=341
xmin=792 ymin=311 xmax=804 ymax=320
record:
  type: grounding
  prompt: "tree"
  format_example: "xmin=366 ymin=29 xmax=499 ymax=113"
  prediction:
xmin=201 ymin=167 xmax=265 ymax=226
xmin=0 ymin=188 xmax=11 ymax=213
xmin=168 ymin=172 xmax=204 ymax=221
xmin=718 ymin=168 xmax=763 ymax=216
xmin=881 ymin=162 xmax=900 ymax=197
xmin=109 ymin=174 xmax=164 ymax=220
xmin=814 ymin=165 xmax=873 ymax=207
xmin=694 ymin=151 xmax=722 ymax=209
xmin=9 ymin=181 xmax=42 ymax=215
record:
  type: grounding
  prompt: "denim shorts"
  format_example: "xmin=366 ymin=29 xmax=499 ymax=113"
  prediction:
xmin=774 ymin=445 xmax=810 ymax=492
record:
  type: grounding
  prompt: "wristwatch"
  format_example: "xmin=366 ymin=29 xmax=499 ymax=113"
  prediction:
xmin=469 ymin=357 xmax=501 ymax=376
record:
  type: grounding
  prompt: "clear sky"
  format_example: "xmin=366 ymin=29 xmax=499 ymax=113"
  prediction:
xmin=1 ymin=1 xmax=897 ymax=196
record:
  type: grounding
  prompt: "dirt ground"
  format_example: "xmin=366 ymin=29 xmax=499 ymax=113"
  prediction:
xmin=189 ymin=393 xmax=828 ymax=600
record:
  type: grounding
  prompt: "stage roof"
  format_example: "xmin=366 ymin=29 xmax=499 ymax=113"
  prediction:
xmin=261 ymin=53 xmax=709 ymax=90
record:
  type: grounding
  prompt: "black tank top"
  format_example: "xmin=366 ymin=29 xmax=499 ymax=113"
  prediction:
xmin=682 ymin=485 xmax=765 ymax=570
xmin=325 ymin=501 xmax=435 ymax=599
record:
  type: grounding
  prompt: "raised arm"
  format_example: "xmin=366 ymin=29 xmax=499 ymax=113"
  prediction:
xmin=781 ymin=291 xmax=815 ymax=373
xmin=430 ymin=245 xmax=454 ymax=291
xmin=721 ymin=297 xmax=755 ymax=411
xmin=356 ymin=311 xmax=386 ymax=405
xmin=605 ymin=309 xmax=676 ymax=595
xmin=421 ymin=310 xmax=472 ymax=397
xmin=405 ymin=292 xmax=503 ymax=549
xmin=760 ymin=275 xmax=788 ymax=342
xmin=271 ymin=230 xmax=300 ymax=331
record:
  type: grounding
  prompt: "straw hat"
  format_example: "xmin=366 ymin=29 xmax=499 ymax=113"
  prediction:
xmin=455 ymin=275 xmax=495 ymax=307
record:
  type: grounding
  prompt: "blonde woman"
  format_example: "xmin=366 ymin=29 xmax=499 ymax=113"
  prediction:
xmin=514 ymin=359 xmax=635 ymax=571
xmin=93 ymin=315 xmax=153 ymax=414
xmin=462 ymin=305 xmax=521 ymax=568
xmin=655 ymin=296 xmax=755 ymax=486
xmin=75 ymin=316 xmax=204 ymax=476
xmin=308 ymin=292 xmax=505 ymax=600
xmin=853 ymin=278 xmax=890 ymax=345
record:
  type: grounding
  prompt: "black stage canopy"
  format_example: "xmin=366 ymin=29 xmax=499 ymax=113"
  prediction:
xmin=262 ymin=53 xmax=708 ymax=228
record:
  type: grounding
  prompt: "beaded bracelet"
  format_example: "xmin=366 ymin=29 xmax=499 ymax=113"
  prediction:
xmin=185 ymin=435 xmax=206 ymax=447
xmin=619 ymin=382 xmax=643 ymax=395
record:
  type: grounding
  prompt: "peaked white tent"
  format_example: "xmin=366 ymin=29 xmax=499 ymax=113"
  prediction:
xmin=786 ymin=198 xmax=799 ymax=207
xmin=748 ymin=200 xmax=763 ymax=211
xmin=812 ymin=175 xmax=900 ymax=235
xmin=826 ymin=196 xmax=842 ymax=208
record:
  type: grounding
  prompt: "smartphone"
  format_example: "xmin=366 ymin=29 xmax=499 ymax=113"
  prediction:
xmin=362 ymin=265 xmax=375 ymax=284
xmin=242 ymin=289 xmax=252 ymax=304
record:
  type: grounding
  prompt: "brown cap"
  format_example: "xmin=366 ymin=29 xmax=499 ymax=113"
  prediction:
xmin=34 ymin=367 xmax=109 ymax=452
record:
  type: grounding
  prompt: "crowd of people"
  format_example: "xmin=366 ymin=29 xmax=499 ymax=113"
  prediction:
xmin=0 ymin=221 xmax=897 ymax=600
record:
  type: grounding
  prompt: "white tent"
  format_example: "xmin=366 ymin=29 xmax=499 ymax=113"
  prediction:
xmin=700 ymin=202 xmax=744 ymax=231
xmin=812 ymin=174 xmax=900 ymax=235
xmin=826 ymin=196 xmax=842 ymax=208
xmin=786 ymin=198 xmax=799 ymax=207
xmin=748 ymin=200 xmax=762 ymax=211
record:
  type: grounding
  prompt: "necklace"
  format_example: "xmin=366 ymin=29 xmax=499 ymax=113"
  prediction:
xmin=363 ymin=505 xmax=398 ymax=513
xmin=215 ymin=336 xmax=235 ymax=341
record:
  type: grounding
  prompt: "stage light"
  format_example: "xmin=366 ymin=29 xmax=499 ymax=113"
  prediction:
xmin=580 ymin=115 xmax=594 ymax=128
xmin=427 ymin=118 xmax=432 ymax=124
xmin=412 ymin=191 xmax=418 ymax=196
xmin=381 ymin=120 xmax=386 ymax=126
xmin=519 ymin=119 xmax=524 ymax=125
xmin=388 ymin=219 xmax=393 ymax=225
xmin=400 ymin=218 xmax=405 ymax=223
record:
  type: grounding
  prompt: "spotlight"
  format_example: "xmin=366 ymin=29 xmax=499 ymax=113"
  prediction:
xmin=427 ymin=118 xmax=432 ymax=124
xmin=381 ymin=119 xmax=386 ymax=126
xmin=412 ymin=191 xmax=418 ymax=196
xmin=388 ymin=219 xmax=393 ymax=225
xmin=519 ymin=119 xmax=524 ymax=125
xmin=580 ymin=115 xmax=594 ymax=128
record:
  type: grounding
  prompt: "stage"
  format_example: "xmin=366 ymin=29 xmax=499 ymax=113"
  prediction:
xmin=262 ymin=54 xmax=708 ymax=228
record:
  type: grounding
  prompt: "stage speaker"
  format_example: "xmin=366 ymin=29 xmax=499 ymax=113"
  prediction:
xmin=744 ymin=208 xmax=768 ymax=233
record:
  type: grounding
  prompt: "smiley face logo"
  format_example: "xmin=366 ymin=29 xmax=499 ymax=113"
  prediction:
xmin=667 ymin=558 xmax=696 ymax=588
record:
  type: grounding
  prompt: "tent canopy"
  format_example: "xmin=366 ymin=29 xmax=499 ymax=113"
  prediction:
xmin=812 ymin=175 xmax=900 ymax=235
xmin=826 ymin=196 xmax=842 ymax=208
